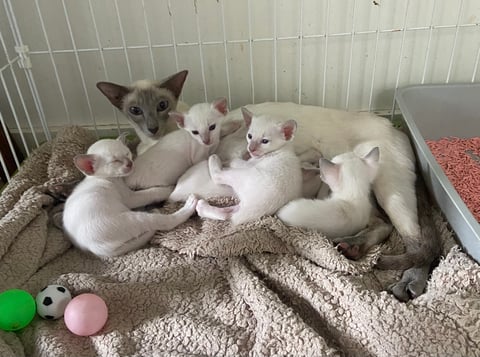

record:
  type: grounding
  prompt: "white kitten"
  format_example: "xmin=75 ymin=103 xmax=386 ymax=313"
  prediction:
xmin=125 ymin=98 xmax=228 ymax=189
xmin=168 ymin=160 xmax=236 ymax=202
xmin=277 ymin=147 xmax=380 ymax=237
xmin=63 ymin=138 xmax=198 ymax=257
xmin=196 ymin=108 xmax=303 ymax=226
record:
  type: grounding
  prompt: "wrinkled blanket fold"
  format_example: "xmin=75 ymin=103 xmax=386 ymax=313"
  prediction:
xmin=0 ymin=126 xmax=479 ymax=357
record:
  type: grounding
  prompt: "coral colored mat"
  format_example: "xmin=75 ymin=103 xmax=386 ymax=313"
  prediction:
xmin=426 ymin=136 xmax=480 ymax=221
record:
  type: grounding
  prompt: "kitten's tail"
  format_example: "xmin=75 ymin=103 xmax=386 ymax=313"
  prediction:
xmin=376 ymin=176 xmax=442 ymax=271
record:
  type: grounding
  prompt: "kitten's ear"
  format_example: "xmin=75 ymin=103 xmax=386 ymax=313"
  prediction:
xmin=116 ymin=132 xmax=129 ymax=146
xmin=169 ymin=111 xmax=185 ymax=128
xmin=319 ymin=158 xmax=340 ymax=186
xmin=280 ymin=119 xmax=297 ymax=141
xmin=159 ymin=70 xmax=188 ymax=99
xmin=74 ymin=154 xmax=97 ymax=176
xmin=362 ymin=147 xmax=380 ymax=168
xmin=220 ymin=120 xmax=242 ymax=138
xmin=241 ymin=107 xmax=253 ymax=128
xmin=96 ymin=82 xmax=130 ymax=109
xmin=211 ymin=97 xmax=228 ymax=115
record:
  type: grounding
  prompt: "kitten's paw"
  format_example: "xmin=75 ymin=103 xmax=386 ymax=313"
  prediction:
xmin=196 ymin=199 xmax=209 ymax=218
xmin=208 ymin=154 xmax=223 ymax=180
xmin=184 ymin=194 xmax=198 ymax=211
xmin=336 ymin=242 xmax=361 ymax=260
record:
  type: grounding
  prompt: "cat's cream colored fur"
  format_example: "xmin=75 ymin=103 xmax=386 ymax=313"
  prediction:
xmin=63 ymin=138 xmax=197 ymax=257
xmin=125 ymin=98 xmax=228 ymax=189
xmin=222 ymin=102 xmax=435 ymax=301
xmin=196 ymin=109 xmax=303 ymax=226
xmin=277 ymin=147 xmax=379 ymax=237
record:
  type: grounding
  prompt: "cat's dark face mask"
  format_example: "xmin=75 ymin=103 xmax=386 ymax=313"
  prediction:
xmin=96 ymin=70 xmax=188 ymax=140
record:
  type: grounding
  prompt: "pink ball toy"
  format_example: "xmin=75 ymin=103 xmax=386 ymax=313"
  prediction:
xmin=64 ymin=293 xmax=108 ymax=336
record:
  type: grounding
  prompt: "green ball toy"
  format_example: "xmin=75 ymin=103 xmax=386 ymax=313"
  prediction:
xmin=0 ymin=289 xmax=36 ymax=331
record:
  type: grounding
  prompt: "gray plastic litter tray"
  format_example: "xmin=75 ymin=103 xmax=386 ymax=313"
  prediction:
xmin=395 ymin=83 xmax=480 ymax=262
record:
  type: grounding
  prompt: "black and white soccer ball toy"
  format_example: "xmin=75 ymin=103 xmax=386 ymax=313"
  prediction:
xmin=35 ymin=285 xmax=72 ymax=320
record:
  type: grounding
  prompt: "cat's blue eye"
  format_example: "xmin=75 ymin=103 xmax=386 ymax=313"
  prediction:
xmin=209 ymin=124 xmax=216 ymax=131
xmin=129 ymin=106 xmax=143 ymax=116
xmin=157 ymin=100 xmax=169 ymax=112
xmin=261 ymin=139 xmax=269 ymax=144
xmin=192 ymin=130 xmax=199 ymax=135
xmin=247 ymin=133 xmax=252 ymax=139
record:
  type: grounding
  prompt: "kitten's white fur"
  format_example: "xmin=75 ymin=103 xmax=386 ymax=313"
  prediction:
xmin=169 ymin=160 xmax=236 ymax=202
xmin=277 ymin=147 xmax=379 ymax=237
xmin=63 ymin=138 xmax=198 ymax=257
xmin=196 ymin=109 xmax=303 ymax=225
xmin=221 ymin=102 xmax=417 ymax=240
xmin=125 ymin=98 xmax=228 ymax=189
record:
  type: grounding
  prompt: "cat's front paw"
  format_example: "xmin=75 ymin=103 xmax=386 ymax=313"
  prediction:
xmin=208 ymin=154 xmax=222 ymax=177
xmin=196 ymin=199 xmax=210 ymax=218
xmin=184 ymin=194 xmax=199 ymax=211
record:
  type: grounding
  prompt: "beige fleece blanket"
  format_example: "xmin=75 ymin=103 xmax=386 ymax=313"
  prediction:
xmin=1 ymin=126 xmax=479 ymax=357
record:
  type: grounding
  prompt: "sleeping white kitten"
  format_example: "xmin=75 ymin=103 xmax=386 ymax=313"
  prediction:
xmin=63 ymin=138 xmax=198 ymax=257
xmin=277 ymin=147 xmax=380 ymax=237
xmin=125 ymin=98 xmax=228 ymax=189
xmin=196 ymin=108 xmax=303 ymax=226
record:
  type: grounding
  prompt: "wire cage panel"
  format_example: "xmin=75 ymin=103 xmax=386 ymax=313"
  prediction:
xmin=0 ymin=0 xmax=480 ymax=184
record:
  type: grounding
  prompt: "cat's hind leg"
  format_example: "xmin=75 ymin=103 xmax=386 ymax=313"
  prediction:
xmin=196 ymin=199 xmax=238 ymax=221
xmin=208 ymin=154 xmax=245 ymax=187
xmin=98 ymin=195 xmax=198 ymax=257
xmin=332 ymin=216 xmax=392 ymax=260
xmin=155 ymin=194 xmax=198 ymax=230
xmin=126 ymin=186 xmax=174 ymax=209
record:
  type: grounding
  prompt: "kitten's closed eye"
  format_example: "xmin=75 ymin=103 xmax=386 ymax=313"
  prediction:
xmin=209 ymin=124 xmax=216 ymax=131
xmin=157 ymin=100 xmax=169 ymax=112
xmin=129 ymin=106 xmax=143 ymax=116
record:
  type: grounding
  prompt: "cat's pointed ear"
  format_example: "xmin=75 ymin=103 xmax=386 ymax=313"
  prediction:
xmin=211 ymin=97 xmax=228 ymax=115
xmin=74 ymin=154 xmax=97 ymax=176
xmin=280 ymin=119 xmax=297 ymax=141
xmin=159 ymin=70 xmax=188 ymax=99
xmin=362 ymin=147 xmax=380 ymax=168
xmin=96 ymin=82 xmax=130 ymax=109
xmin=241 ymin=107 xmax=253 ymax=128
xmin=319 ymin=158 xmax=340 ymax=186
xmin=169 ymin=111 xmax=185 ymax=128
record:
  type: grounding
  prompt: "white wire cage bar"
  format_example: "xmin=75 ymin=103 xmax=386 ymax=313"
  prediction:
xmin=0 ymin=0 xmax=479 ymax=185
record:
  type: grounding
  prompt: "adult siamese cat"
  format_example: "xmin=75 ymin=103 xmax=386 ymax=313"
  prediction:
xmin=220 ymin=102 xmax=440 ymax=301
xmin=96 ymin=70 xmax=189 ymax=155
